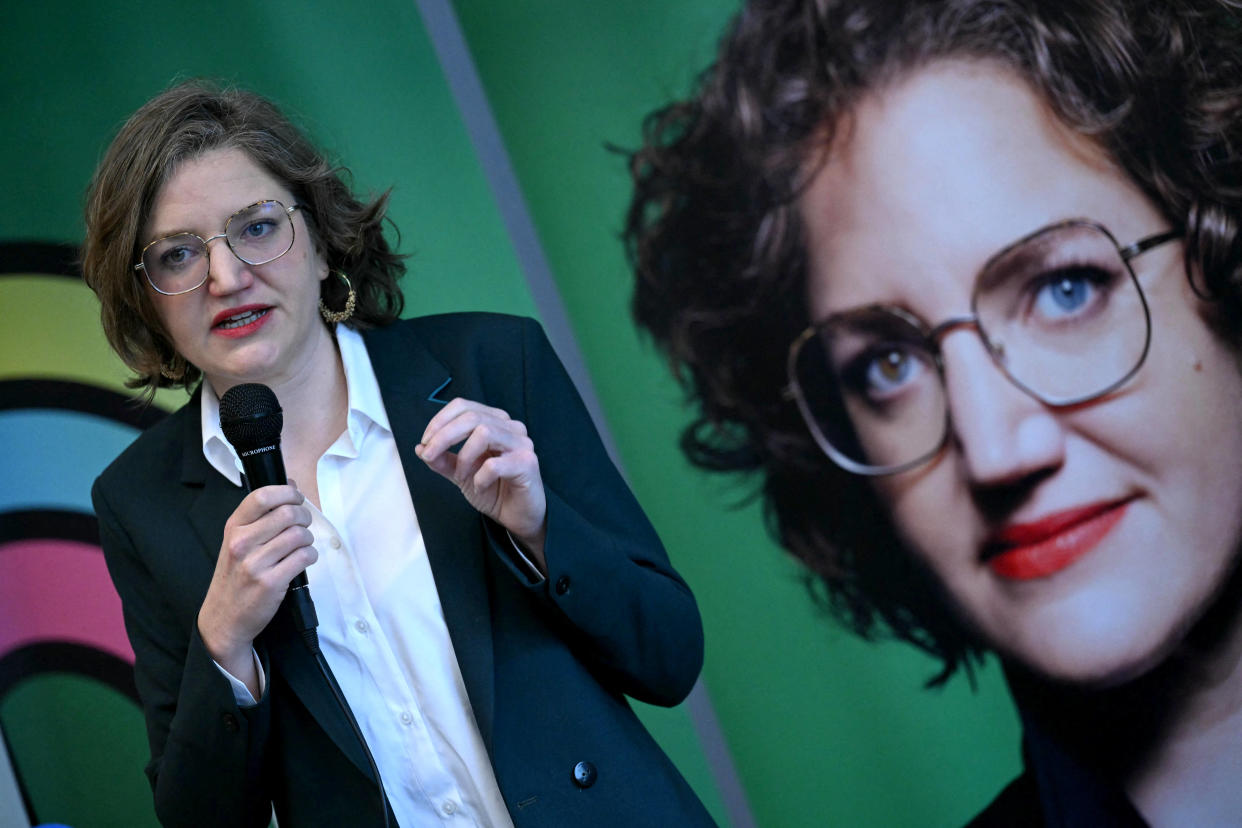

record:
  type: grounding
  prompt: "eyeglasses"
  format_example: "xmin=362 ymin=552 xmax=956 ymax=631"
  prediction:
xmin=787 ymin=220 xmax=1181 ymax=476
xmin=134 ymin=200 xmax=301 ymax=295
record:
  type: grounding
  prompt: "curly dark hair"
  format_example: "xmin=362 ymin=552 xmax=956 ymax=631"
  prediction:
xmin=83 ymin=80 xmax=405 ymax=395
xmin=625 ymin=0 xmax=1242 ymax=683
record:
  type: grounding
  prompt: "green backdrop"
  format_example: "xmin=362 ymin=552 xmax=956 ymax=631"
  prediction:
xmin=1 ymin=1 xmax=1021 ymax=825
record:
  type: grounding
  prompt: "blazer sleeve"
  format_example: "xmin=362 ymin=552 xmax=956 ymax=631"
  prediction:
xmin=93 ymin=478 xmax=274 ymax=828
xmin=495 ymin=317 xmax=704 ymax=707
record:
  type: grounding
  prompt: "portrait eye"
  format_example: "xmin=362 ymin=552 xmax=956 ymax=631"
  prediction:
xmin=1025 ymin=264 xmax=1117 ymax=324
xmin=841 ymin=343 xmax=930 ymax=405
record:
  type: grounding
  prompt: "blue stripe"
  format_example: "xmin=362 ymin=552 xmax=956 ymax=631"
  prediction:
xmin=0 ymin=410 xmax=139 ymax=514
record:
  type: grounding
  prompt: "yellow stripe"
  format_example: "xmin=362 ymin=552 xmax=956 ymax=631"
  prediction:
xmin=1 ymin=275 xmax=180 ymax=411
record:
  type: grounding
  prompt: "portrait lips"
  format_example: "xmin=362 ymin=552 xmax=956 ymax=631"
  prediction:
xmin=983 ymin=498 xmax=1135 ymax=580
xmin=211 ymin=304 xmax=273 ymax=339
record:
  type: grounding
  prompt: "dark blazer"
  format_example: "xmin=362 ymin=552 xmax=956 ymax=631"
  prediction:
xmin=968 ymin=711 xmax=1149 ymax=827
xmin=93 ymin=313 xmax=713 ymax=828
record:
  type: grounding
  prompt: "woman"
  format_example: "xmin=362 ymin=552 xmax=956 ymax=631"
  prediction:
xmin=83 ymin=81 xmax=711 ymax=827
xmin=627 ymin=0 xmax=1242 ymax=824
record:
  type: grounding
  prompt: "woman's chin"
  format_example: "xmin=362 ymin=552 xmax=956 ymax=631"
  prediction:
xmin=1011 ymin=646 xmax=1171 ymax=691
xmin=971 ymin=587 xmax=1179 ymax=690
xmin=996 ymin=611 xmax=1186 ymax=691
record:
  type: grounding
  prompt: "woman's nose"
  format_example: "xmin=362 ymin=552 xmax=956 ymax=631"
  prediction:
xmin=939 ymin=331 xmax=1066 ymax=488
xmin=205 ymin=242 xmax=253 ymax=296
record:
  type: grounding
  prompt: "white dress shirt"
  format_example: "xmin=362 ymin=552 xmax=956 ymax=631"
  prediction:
xmin=201 ymin=325 xmax=513 ymax=827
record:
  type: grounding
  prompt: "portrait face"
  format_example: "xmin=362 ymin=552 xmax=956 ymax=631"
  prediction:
xmin=141 ymin=146 xmax=331 ymax=395
xmin=798 ymin=60 xmax=1242 ymax=685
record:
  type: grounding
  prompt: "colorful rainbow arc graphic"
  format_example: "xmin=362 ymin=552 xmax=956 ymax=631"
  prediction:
xmin=1 ymin=242 xmax=176 ymax=828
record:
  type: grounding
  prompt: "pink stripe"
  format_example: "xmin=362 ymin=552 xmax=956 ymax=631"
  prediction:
xmin=0 ymin=539 xmax=134 ymax=663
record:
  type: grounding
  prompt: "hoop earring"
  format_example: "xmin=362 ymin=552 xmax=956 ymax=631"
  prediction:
xmin=160 ymin=357 xmax=185 ymax=382
xmin=319 ymin=271 xmax=357 ymax=324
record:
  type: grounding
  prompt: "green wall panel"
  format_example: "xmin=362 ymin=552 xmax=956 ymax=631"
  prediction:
xmin=2 ymin=675 xmax=156 ymax=828
xmin=2 ymin=0 xmax=536 ymax=319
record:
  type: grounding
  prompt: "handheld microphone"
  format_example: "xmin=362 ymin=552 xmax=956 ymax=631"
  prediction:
xmin=219 ymin=383 xmax=317 ymax=635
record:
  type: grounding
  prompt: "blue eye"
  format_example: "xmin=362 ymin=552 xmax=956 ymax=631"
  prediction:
xmin=240 ymin=220 xmax=275 ymax=239
xmin=1029 ymin=266 xmax=1111 ymax=321
xmin=1037 ymin=274 xmax=1091 ymax=313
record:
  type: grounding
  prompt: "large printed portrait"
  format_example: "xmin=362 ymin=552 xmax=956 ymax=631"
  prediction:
xmin=626 ymin=1 xmax=1242 ymax=823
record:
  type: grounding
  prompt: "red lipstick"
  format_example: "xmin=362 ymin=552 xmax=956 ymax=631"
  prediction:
xmin=984 ymin=499 xmax=1132 ymax=580
xmin=211 ymin=304 xmax=272 ymax=339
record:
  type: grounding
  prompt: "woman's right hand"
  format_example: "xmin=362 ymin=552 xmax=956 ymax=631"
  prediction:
xmin=197 ymin=483 xmax=316 ymax=695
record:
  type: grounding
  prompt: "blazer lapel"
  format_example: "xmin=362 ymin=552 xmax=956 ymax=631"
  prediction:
xmin=261 ymin=594 xmax=379 ymax=781
xmin=178 ymin=391 xmax=243 ymax=568
xmin=364 ymin=324 xmax=497 ymax=747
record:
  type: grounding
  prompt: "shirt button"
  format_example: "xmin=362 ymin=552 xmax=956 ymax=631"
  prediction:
xmin=330 ymin=536 xmax=342 ymax=549
xmin=354 ymin=619 xmax=369 ymax=634
xmin=442 ymin=801 xmax=457 ymax=815
xmin=399 ymin=711 xmax=413 ymax=725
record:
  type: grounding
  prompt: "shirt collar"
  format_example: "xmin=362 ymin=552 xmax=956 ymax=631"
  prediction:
xmin=200 ymin=323 xmax=390 ymax=485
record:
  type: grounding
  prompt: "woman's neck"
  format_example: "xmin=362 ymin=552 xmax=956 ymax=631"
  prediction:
xmin=209 ymin=323 xmax=350 ymax=506
xmin=1007 ymin=561 xmax=1242 ymax=826
xmin=278 ymin=329 xmax=348 ymax=507
xmin=1125 ymin=575 xmax=1242 ymax=827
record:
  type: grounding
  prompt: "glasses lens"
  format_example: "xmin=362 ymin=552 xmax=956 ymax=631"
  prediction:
xmin=791 ymin=308 xmax=948 ymax=473
xmin=142 ymin=234 xmax=208 ymax=294
xmin=226 ymin=201 xmax=294 ymax=265
xmin=974 ymin=223 xmax=1150 ymax=405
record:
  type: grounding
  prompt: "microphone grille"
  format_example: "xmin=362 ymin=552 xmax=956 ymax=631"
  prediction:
xmin=219 ymin=383 xmax=283 ymax=452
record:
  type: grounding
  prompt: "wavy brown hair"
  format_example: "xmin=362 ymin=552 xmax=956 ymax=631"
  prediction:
xmin=83 ymin=80 xmax=405 ymax=394
xmin=625 ymin=0 xmax=1242 ymax=683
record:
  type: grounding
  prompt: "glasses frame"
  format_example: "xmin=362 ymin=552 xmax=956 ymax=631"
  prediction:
xmin=786 ymin=219 xmax=1183 ymax=476
xmin=134 ymin=200 xmax=302 ymax=296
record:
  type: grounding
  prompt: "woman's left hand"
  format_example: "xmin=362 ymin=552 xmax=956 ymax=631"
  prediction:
xmin=416 ymin=397 xmax=547 ymax=563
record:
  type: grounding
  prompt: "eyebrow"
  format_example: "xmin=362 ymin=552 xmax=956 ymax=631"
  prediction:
xmin=143 ymin=213 xmax=223 ymax=245
xmin=816 ymin=220 xmax=1081 ymax=323
xmin=143 ymin=200 xmax=280 ymax=244
xmin=144 ymin=225 xmax=201 ymax=243
xmin=974 ymin=231 xmax=1060 ymax=293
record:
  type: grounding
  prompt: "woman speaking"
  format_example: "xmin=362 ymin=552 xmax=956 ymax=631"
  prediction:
xmin=84 ymin=81 xmax=711 ymax=827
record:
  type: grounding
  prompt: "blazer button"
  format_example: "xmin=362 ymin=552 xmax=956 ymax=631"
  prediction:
xmin=555 ymin=575 xmax=571 ymax=595
xmin=222 ymin=713 xmax=239 ymax=733
xmin=572 ymin=761 xmax=597 ymax=788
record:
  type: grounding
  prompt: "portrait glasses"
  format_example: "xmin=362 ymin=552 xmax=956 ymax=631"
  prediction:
xmin=134 ymin=199 xmax=301 ymax=295
xmin=787 ymin=220 xmax=1181 ymax=476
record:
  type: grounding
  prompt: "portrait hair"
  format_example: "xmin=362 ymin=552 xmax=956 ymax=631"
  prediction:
xmin=82 ymin=79 xmax=406 ymax=395
xmin=624 ymin=0 xmax=1242 ymax=682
